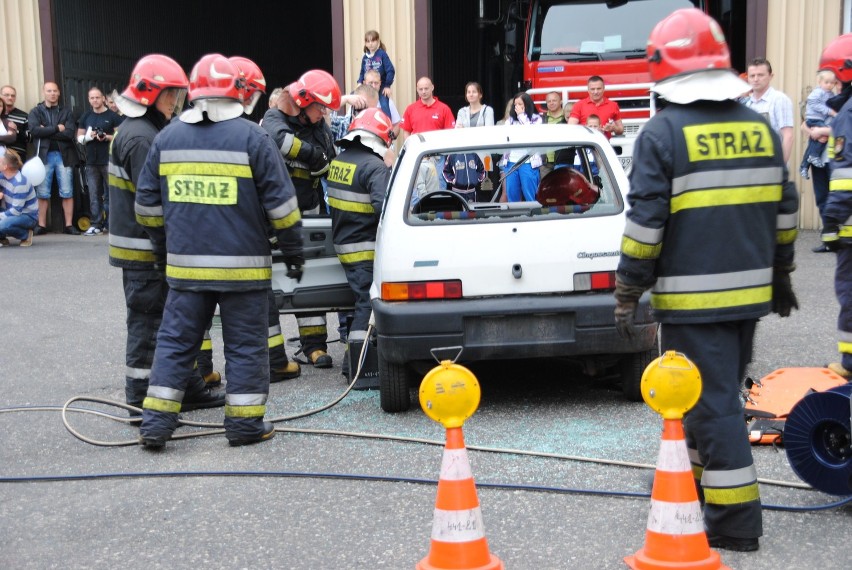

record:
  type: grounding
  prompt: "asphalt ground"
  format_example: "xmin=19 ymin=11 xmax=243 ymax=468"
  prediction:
xmin=1 ymin=229 xmax=850 ymax=570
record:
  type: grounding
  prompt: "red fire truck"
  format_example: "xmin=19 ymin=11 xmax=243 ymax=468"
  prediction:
xmin=521 ymin=0 xmax=712 ymax=169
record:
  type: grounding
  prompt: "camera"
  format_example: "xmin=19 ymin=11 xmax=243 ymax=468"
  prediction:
xmin=94 ymin=127 xmax=106 ymax=139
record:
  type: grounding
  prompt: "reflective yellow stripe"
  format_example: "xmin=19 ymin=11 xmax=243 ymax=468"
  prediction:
xmin=337 ymin=251 xmax=375 ymax=264
xmin=841 ymin=226 xmax=852 ymax=238
xmin=692 ymin=464 xmax=704 ymax=480
xmin=653 ymin=286 xmax=771 ymax=311
xmin=109 ymin=173 xmax=135 ymax=192
xmin=829 ymin=179 xmax=852 ymax=191
xmin=839 ymin=340 xmax=852 ymax=355
xmin=143 ymin=397 xmax=181 ymax=414
xmin=621 ymin=235 xmax=662 ymax=260
xmin=109 ymin=245 xmax=158 ymax=262
xmin=270 ymin=208 xmax=301 ymax=230
xmin=166 ymin=266 xmax=272 ymax=281
xmin=290 ymin=168 xmax=312 ymax=180
xmin=777 ymin=228 xmax=798 ymax=245
xmin=135 ymin=214 xmax=164 ymax=227
xmin=327 ymin=196 xmax=375 ymax=214
xmin=703 ymin=482 xmax=760 ymax=506
xmin=671 ymin=185 xmax=781 ymax=213
xmin=201 ymin=339 xmax=213 ymax=351
xmin=269 ymin=334 xmax=284 ymax=349
xmin=160 ymin=163 xmax=252 ymax=177
xmin=299 ymin=326 xmax=326 ymax=336
xmin=287 ymin=137 xmax=302 ymax=159
xmin=224 ymin=404 xmax=266 ymax=418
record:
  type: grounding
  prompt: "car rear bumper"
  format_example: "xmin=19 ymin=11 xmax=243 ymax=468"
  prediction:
xmin=373 ymin=293 xmax=657 ymax=363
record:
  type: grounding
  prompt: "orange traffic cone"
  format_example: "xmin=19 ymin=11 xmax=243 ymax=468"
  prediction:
xmin=417 ymin=426 xmax=503 ymax=570
xmin=624 ymin=419 xmax=730 ymax=570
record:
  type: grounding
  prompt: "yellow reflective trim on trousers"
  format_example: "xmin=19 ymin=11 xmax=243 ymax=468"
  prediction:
xmin=109 ymin=174 xmax=135 ymax=192
xmin=692 ymin=465 xmax=704 ymax=480
xmin=839 ymin=226 xmax=852 ymax=238
xmin=670 ymin=185 xmax=781 ymax=213
xmin=299 ymin=326 xmax=326 ymax=336
xmin=829 ymin=178 xmax=852 ymax=191
xmin=166 ymin=265 xmax=272 ymax=281
xmin=269 ymin=334 xmax=285 ymax=349
xmin=327 ymin=196 xmax=375 ymax=214
xmin=703 ymin=482 xmax=760 ymax=506
xmin=225 ymin=404 xmax=266 ymax=418
xmin=270 ymin=208 xmax=301 ymax=230
xmin=135 ymin=214 xmax=164 ymax=227
xmin=143 ymin=397 xmax=181 ymax=414
xmin=201 ymin=339 xmax=213 ymax=351
xmin=160 ymin=162 xmax=252 ymax=177
xmin=337 ymin=251 xmax=375 ymax=264
xmin=839 ymin=340 xmax=852 ymax=355
xmin=621 ymin=235 xmax=662 ymax=260
xmin=653 ymin=285 xmax=771 ymax=311
xmin=777 ymin=228 xmax=798 ymax=245
xmin=109 ymin=245 xmax=158 ymax=262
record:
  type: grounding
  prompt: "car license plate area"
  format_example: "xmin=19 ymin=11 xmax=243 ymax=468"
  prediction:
xmin=464 ymin=313 xmax=575 ymax=345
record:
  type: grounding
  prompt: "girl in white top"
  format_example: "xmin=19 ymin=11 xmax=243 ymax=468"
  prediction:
xmin=455 ymin=82 xmax=494 ymax=128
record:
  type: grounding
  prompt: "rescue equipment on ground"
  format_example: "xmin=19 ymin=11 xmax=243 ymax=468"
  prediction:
xmin=346 ymin=329 xmax=379 ymax=390
xmin=417 ymin=359 xmax=504 ymax=570
xmin=784 ymin=382 xmax=852 ymax=496
xmin=743 ymin=368 xmax=848 ymax=445
xmin=625 ymin=351 xmax=730 ymax=570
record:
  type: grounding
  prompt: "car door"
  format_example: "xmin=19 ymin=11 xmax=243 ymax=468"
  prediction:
xmin=271 ymin=215 xmax=354 ymax=314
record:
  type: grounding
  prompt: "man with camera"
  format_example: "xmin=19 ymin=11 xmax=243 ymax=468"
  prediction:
xmin=77 ymin=86 xmax=121 ymax=235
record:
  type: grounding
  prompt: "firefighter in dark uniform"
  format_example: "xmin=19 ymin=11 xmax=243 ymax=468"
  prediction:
xmin=614 ymin=9 xmax=799 ymax=551
xmin=327 ymin=109 xmax=393 ymax=373
xmin=108 ymin=54 xmax=225 ymax=413
xmin=818 ymin=34 xmax=852 ymax=379
xmin=134 ymin=54 xmax=304 ymax=448
xmin=230 ymin=55 xmax=302 ymax=383
xmin=261 ymin=70 xmax=340 ymax=369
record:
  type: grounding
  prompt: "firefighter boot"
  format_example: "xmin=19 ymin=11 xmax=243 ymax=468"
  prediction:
xmin=226 ymin=421 xmax=276 ymax=447
xmin=308 ymin=350 xmax=333 ymax=368
xmin=182 ymin=372 xmax=227 ymax=411
xmin=271 ymin=362 xmax=301 ymax=383
xmin=203 ymin=370 xmax=223 ymax=387
xmin=827 ymin=362 xmax=851 ymax=379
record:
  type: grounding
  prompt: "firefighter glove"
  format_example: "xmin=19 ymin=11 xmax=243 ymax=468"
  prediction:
xmin=614 ymin=276 xmax=646 ymax=341
xmin=284 ymin=254 xmax=305 ymax=283
xmin=771 ymin=266 xmax=798 ymax=318
xmin=307 ymin=148 xmax=329 ymax=174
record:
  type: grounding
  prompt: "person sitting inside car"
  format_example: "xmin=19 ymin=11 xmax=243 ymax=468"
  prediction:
xmin=442 ymin=152 xmax=486 ymax=201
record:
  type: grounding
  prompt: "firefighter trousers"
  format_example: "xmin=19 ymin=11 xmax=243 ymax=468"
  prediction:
xmin=297 ymin=312 xmax=328 ymax=356
xmin=267 ymin=287 xmax=290 ymax=370
xmin=835 ymin=247 xmax=852 ymax=370
xmin=140 ymin=288 xmax=270 ymax=441
xmin=342 ymin=261 xmax=373 ymax=331
xmin=660 ymin=320 xmax=763 ymax=539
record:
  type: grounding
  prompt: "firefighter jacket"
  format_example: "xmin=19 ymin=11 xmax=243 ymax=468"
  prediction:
xmin=108 ymin=110 xmax=169 ymax=269
xmin=825 ymin=96 xmax=852 ymax=248
xmin=617 ymin=99 xmax=799 ymax=324
xmin=261 ymin=108 xmax=336 ymax=211
xmin=134 ymin=116 xmax=302 ymax=292
xmin=326 ymin=144 xmax=389 ymax=264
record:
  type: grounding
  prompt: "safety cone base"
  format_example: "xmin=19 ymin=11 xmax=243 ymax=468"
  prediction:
xmin=417 ymin=552 xmax=503 ymax=570
xmin=625 ymin=548 xmax=729 ymax=570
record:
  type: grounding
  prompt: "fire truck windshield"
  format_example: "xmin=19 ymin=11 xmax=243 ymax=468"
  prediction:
xmin=529 ymin=0 xmax=701 ymax=61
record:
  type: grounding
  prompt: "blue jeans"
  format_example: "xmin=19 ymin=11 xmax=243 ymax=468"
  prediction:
xmin=0 ymin=214 xmax=37 ymax=240
xmin=505 ymin=162 xmax=540 ymax=202
xmin=84 ymin=164 xmax=109 ymax=227
xmin=35 ymin=150 xmax=73 ymax=199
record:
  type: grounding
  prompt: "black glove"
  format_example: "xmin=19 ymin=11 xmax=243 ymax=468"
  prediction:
xmin=307 ymin=147 xmax=329 ymax=174
xmin=615 ymin=299 xmax=638 ymax=341
xmin=771 ymin=267 xmax=798 ymax=317
xmin=284 ymin=254 xmax=305 ymax=283
xmin=614 ymin=276 xmax=647 ymax=341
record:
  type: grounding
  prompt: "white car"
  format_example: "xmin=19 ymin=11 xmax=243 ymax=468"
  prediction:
xmin=272 ymin=124 xmax=658 ymax=412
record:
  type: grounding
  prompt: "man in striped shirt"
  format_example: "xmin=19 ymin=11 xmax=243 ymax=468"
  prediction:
xmin=0 ymin=149 xmax=37 ymax=247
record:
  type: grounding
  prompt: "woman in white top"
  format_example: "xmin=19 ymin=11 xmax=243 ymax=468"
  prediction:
xmin=455 ymin=82 xmax=494 ymax=128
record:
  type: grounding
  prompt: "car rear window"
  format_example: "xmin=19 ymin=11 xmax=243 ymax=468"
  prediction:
xmin=404 ymin=143 xmax=623 ymax=224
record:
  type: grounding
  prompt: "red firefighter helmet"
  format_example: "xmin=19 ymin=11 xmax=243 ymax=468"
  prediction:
xmin=646 ymin=8 xmax=731 ymax=83
xmin=229 ymin=56 xmax=267 ymax=113
xmin=820 ymin=33 xmax=852 ymax=83
xmin=188 ymin=54 xmax=242 ymax=102
xmin=536 ymin=167 xmax=599 ymax=210
xmin=121 ymin=54 xmax=188 ymax=107
xmin=346 ymin=109 xmax=393 ymax=146
xmin=288 ymin=69 xmax=341 ymax=110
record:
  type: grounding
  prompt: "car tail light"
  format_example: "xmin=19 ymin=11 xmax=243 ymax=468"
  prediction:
xmin=381 ymin=280 xmax=463 ymax=301
xmin=573 ymin=271 xmax=616 ymax=292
